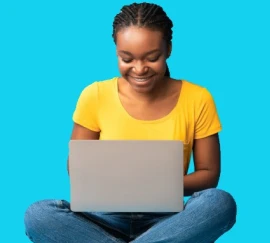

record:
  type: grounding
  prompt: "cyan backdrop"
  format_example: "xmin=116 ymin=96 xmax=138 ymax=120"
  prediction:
xmin=0 ymin=0 xmax=269 ymax=242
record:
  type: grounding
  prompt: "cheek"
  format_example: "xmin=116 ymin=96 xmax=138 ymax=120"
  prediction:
xmin=154 ymin=61 xmax=166 ymax=70
xmin=150 ymin=60 xmax=167 ymax=74
xmin=118 ymin=61 xmax=131 ymax=75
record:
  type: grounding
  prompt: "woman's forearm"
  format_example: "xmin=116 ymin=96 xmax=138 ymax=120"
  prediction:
xmin=184 ymin=170 xmax=219 ymax=196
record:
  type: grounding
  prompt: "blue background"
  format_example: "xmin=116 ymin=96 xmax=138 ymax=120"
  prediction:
xmin=1 ymin=0 xmax=269 ymax=242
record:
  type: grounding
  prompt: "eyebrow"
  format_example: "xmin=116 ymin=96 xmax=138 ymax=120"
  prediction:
xmin=117 ymin=49 xmax=160 ymax=56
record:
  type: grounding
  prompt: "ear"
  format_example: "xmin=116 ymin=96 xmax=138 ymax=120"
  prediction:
xmin=167 ymin=44 xmax=172 ymax=58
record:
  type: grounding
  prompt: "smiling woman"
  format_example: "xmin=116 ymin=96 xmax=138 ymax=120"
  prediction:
xmin=24 ymin=2 xmax=237 ymax=243
xmin=116 ymin=26 xmax=169 ymax=94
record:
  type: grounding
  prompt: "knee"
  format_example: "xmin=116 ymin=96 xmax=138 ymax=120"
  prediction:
xmin=199 ymin=188 xmax=237 ymax=223
xmin=24 ymin=200 xmax=63 ymax=237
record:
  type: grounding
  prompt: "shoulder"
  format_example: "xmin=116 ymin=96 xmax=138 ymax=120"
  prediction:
xmin=182 ymin=80 xmax=206 ymax=95
xmin=96 ymin=77 xmax=118 ymax=90
xmin=181 ymin=80 xmax=214 ymax=102
xmin=83 ymin=76 xmax=117 ymax=90
xmin=80 ymin=77 xmax=118 ymax=96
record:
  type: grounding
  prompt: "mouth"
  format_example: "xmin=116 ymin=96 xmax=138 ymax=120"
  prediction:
xmin=129 ymin=75 xmax=154 ymax=84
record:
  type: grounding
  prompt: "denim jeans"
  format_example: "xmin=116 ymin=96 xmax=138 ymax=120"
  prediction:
xmin=24 ymin=188 xmax=237 ymax=243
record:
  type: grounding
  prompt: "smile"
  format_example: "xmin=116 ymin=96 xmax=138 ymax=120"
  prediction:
xmin=130 ymin=76 xmax=153 ymax=82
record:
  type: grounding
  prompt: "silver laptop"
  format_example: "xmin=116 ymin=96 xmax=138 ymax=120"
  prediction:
xmin=69 ymin=140 xmax=184 ymax=212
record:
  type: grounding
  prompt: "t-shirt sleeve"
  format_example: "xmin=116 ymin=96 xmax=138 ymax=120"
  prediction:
xmin=72 ymin=82 xmax=100 ymax=132
xmin=194 ymin=88 xmax=222 ymax=139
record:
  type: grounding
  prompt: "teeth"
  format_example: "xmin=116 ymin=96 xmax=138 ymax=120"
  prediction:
xmin=134 ymin=78 xmax=149 ymax=82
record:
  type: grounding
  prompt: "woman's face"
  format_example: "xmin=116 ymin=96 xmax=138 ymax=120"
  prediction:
xmin=116 ymin=26 xmax=171 ymax=93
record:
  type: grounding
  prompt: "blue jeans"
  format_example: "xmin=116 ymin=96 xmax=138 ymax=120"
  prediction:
xmin=24 ymin=188 xmax=236 ymax=243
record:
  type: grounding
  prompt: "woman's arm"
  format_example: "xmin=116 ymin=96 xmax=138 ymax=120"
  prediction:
xmin=67 ymin=123 xmax=100 ymax=175
xmin=184 ymin=133 xmax=221 ymax=196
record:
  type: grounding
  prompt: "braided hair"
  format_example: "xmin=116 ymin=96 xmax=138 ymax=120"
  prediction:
xmin=112 ymin=2 xmax=173 ymax=77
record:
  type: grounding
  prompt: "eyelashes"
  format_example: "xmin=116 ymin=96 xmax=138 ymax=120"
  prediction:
xmin=148 ymin=56 xmax=160 ymax=62
xmin=121 ymin=55 xmax=161 ymax=63
xmin=122 ymin=59 xmax=132 ymax=63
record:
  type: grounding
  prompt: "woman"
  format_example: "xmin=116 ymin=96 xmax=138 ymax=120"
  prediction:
xmin=24 ymin=2 xmax=237 ymax=242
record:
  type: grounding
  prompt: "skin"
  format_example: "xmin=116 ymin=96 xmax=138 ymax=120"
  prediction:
xmin=68 ymin=26 xmax=221 ymax=196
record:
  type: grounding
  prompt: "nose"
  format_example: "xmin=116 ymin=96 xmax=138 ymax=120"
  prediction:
xmin=133 ymin=61 xmax=149 ymax=75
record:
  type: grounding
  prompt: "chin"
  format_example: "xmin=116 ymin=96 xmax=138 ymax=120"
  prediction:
xmin=132 ymin=85 xmax=155 ymax=94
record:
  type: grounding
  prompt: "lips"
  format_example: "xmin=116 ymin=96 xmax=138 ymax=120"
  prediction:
xmin=133 ymin=77 xmax=150 ymax=82
xmin=130 ymin=75 xmax=154 ymax=83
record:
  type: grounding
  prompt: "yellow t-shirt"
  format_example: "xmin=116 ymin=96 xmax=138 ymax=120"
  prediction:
xmin=72 ymin=77 xmax=222 ymax=174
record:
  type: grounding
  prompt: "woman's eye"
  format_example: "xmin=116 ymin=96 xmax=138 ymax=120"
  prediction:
xmin=122 ymin=59 xmax=132 ymax=63
xmin=148 ymin=56 xmax=160 ymax=62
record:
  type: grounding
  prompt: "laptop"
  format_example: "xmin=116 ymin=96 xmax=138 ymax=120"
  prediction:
xmin=69 ymin=140 xmax=184 ymax=212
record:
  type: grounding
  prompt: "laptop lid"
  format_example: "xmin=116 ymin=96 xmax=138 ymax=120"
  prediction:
xmin=69 ymin=140 xmax=184 ymax=212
